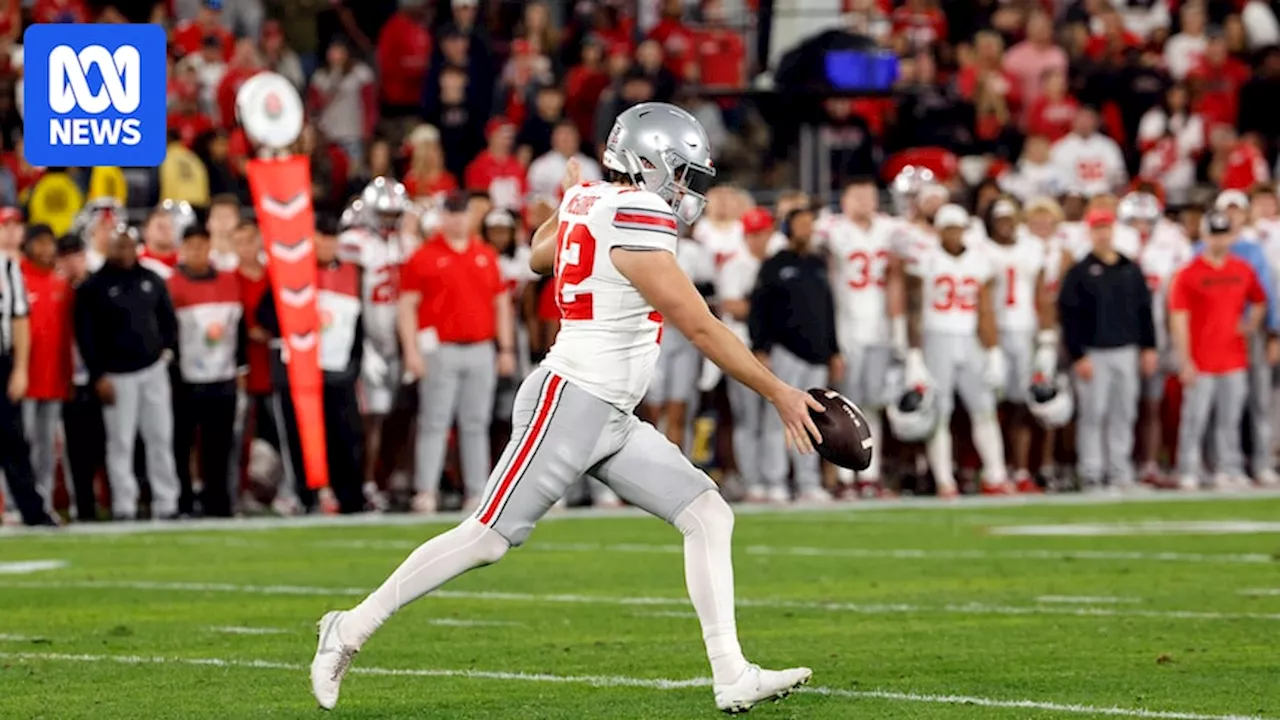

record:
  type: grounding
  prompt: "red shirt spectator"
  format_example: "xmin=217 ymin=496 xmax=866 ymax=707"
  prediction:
xmin=404 ymin=169 xmax=458 ymax=201
xmin=237 ymin=267 xmax=271 ymax=395
xmin=1170 ymin=254 xmax=1266 ymax=374
xmin=31 ymin=0 xmax=88 ymax=24
xmin=1026 ymin=93 xmax=1079 ymax=142
xmin=0 ymin=0 xmax=22 ymax=40
xmin=375 ymin=7 xmax=431 ymax=109
xmin=564 ymin=44 xmax=611 ymax=142
xmin=1084 ymin=11 xmax=1142 ymax=62
xmin=1220 ymin=139 xmax=1270 ymax=191
xmin=881 ymin=147 xmax=958 ymax=185
xmin=173 ymin=9 xmax=235 ymax=61
xmin=1187 ymin=43 xmax=1251 ymax=129
xmin=216 ymin=62 xmax=262 ymax=131
xmin=168 ymin=109 xmax=214 ymax=148
xmin=891 ymin=0 xmax=947 ymax=54
xmin=402 ymin=234 xmax=503 ymax=343
xmin=648 ymin=2 xmax=697 ymax=77
xmin=20 ymin=257 xmax=72 ymax=400
xmin=694 ymin=25 xmax=746 ymax=89
xmin=465 ymin=118 xmax=527 ymax=212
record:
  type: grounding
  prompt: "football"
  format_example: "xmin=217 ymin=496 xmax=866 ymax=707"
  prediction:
xmin=807 ymin=388 xmax=875 ymax=471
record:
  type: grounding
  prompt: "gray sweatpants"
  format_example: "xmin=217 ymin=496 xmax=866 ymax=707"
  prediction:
xmin=727 ymin=377 xmax=767 ymax=490
xmin=476 ymin=367 xmax=715 ymax=545
xmin=645 ymin=327 xmax=702 ymax=406
xmin=759 ymin=346 xmax=829 ymax=495
xmin=1177 ymin=370 xmax=1248 ymax=478
xmin=1074 ymin=346 xmax=1140 ymax=486
xmin=415 ymin=343 xmax=498 ymax=499
xmin=102 ymin=359 xmax=180 ymax=517
xmin=1246 ymin=334 xmax=1272 ymax=473
xmin=21 ymin=400 xmax=62 ymax=514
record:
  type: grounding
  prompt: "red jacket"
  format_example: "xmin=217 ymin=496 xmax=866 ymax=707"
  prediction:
xmin=1189 ymin=57 xmax=1251 ymax=128
xmin=173 ymin=20 xmax=235 ymax=61
xmin=1026 ymin=95 xmax=1079 ymax=141
xmin=464 ymin=151 xmax=527 ymax=211
xmin=1221 ymin=142 xmax=1269 ymax=191
xmin=20 ymin=260 xmax=72 ymax=400
xmin=237 ymin=268 xmax=272 ymax=395
xmin=217 ymin=67 xmax=262 ymax=130
xmin=168 ymin=111 xmax=214 ymax=148
xmin=375 ymin=12 xmax=431 ymax=107
xmin=648 ymin=18 xmax=697 ymax=77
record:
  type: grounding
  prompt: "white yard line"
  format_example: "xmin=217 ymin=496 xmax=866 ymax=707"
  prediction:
xmin=5 ymin=579 xmax=1278 ymax=623
xmin=1238 ymin=589 xmax=1280 ymax=597
xmin=992 ymin=521 xmax=1280 ymax=537
xmin=3 ymin=488 xmax=1278 ymax=539
xmin=428 ymin=618 xmax=525 ymax=628
xmin=208 ymin=626 xmax=289 ymax=635
xmin=632 ymin=611 xmax=700 ymax=619
xmin=1037 ymin=596 xmax=1143 ymax=605
xmin=0 ymin=560 xmax=68 ymax=574
xmin=0 ymin=650 xmax=1269 ymax=720
xmin=0 ymin=634 xmax=42 ymax=641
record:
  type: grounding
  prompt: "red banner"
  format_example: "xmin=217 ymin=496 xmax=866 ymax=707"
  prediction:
xmin=246 ymin=155 xmax=329 ymax=490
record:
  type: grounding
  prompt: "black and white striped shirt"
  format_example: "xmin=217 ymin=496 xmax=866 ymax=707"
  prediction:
xmin=0 ymin=255 xmax=28 ymax=356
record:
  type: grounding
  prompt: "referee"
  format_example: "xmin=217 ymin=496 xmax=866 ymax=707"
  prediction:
xmin=0 ymin=253 xmax=57 ymax=525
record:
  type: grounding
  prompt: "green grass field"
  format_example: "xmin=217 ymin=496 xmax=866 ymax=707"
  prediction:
xmin=3 ymin=493 xmax=1280 ymax=719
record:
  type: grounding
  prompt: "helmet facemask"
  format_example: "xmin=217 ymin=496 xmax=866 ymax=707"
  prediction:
xmin=624 ymin=148 xmax=715 ymax=225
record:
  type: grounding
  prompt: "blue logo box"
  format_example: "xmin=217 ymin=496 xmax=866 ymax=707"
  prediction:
xmin=23 ymin=24 xmax=167 ymax=168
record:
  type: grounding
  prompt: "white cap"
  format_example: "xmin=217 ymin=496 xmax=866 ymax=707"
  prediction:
xmin=484 ymin=209 xmax=515 ymax=228
xmin=934 ymin=203 xmax=970 ymax=230
xmin=408 ymin=123 xmax=440 ymax=146
xmin=1215 ymin=189 xmax=1250 ymax=212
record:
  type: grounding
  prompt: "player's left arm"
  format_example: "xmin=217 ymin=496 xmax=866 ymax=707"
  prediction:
xmin=977 ymin=279 xmax=999 ymax=350
xmin=1034 ymin=269 xmax=1056 ymax=330
xmin=884 ymin=255 xmax=908 ymax=352
xmin=530 ymin=209 xmax=560 ymax=276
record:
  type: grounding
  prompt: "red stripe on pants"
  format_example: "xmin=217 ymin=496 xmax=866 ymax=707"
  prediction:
xmin=478 ymin=374 xmax=564 ymax=525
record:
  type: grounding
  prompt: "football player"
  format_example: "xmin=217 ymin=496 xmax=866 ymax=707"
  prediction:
xmin=822 ymin=176 xmax=905 ymax=497
xmin=1120 ymin=192 xmax=1193 ymax=486
xmin=311 ymin=103 xmax=819 ymax=713
xmin=339 ymin=178 xmax=413 ymax=510
xmin=982 ymin=197 xmax=1055 ymax=493
xmin=905 ymin=204 xmax=1010 ymax=497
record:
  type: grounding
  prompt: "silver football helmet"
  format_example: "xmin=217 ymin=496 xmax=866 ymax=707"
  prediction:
xmin=1117 ymin=192 xmax=1161 ymax=225
xmin=602 ymin=102 xmax=716 ymax=224
xmin=340 ymin=198 xmax=372 ymax=231
xmin=360 ymin=177 xmax=409 ymax=232
xmin=160 ymin=199 xmax=197 ymax=242
xmin=72 ymin=196 xmax=125 ymax=242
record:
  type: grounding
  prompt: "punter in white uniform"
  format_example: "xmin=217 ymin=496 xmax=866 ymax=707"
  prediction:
xmin=982 ymin=197 xmax=1056 ymax=492
xmin=311 ymin=103 xmax=818 ymax=714
xmin=905 ymin=204 xmax=1011 ymax=497
xmin=338 ymin=178 xmax=413 ymax=508
xmin=1119 ymin=192 xmax=1193 ymax=484
xmin=821 ymin=177 xmax=904 ymax=496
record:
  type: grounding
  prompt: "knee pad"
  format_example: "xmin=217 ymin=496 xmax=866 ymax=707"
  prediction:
xmin=456 ymin=518 xmax=512 ymax=566
xmin=674 ymin=490 xmax=734 ymax=539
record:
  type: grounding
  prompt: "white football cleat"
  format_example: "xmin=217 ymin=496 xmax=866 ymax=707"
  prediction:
xmin=715 ymin=663 xmax=812 ymax=714
xmin=311 ymin=611 xmax=359 ymax=710
xmin=1253 ymin=468 xmax=1280 ymax=486
xmin=1177 ymin=474 xmax=1200 ymax=492
xmin=765 ymin=486 xmax=791 ymax=504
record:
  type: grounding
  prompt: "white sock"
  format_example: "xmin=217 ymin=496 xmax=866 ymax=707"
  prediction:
xmin=971 ymin=413 xmax=1008 ymax=485
xmin=673 ymin=491 xmax=749 ymax=685
xmin=863 ymin=410 xmax=883 ymax=479
xmin=926 ymin=422 xmax=955 ymax=490
xmin=342 ymin=519 xmax=510 ymax=646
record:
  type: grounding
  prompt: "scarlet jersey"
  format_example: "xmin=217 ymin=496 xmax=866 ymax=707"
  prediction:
xmin=339 ymin=227 xmax=410 ymax=359
xmin=1135 ymin=220 xmax=1193 ymax=350
xmin=983 ymin=235 xmax=1045 ymax=333
xmin=20 ymin=260 xmax=72 ymax=400
xmin=910 ymin=243 xmax=995 ymax=335
xmin=692 ymin=219 xmax=745 ymax=272
xmin=823 ymin=213 xmax=900 ymax=346
xmin=541 ymin=182 xmax=678 ymax=411
xmin=168 ymin=268 xmax=244 ymax=384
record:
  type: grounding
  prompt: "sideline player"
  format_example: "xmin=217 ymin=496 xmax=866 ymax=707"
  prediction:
xmin=821 ymin=176 xmax=904 ymax=496
xmin=339 ymin=178 xmax=412 ymax=509
xmin=905 ymin=204 xmax=1011 ymax=497
xmin=311 ymin=103 xmax=819 ymax=713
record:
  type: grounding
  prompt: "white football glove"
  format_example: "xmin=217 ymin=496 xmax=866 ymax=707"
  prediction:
xmin=983 ymin=346 xmax=1007 ymax=390
xmin=1033 ymin=329 xmax=1060 ymax=378
xmin=361 ymin=341 xmax=389 ymax=387
xmin=904 ymin=348 xmax=932 ymax=388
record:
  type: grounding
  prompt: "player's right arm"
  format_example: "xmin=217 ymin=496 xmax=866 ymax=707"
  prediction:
xmin=905 ymin=273 xmax=923 ymax=349
xmin=530 ymin=208 xmax=560 ymax=276
xmin=612 ymin=248 xmax=825 ymax=454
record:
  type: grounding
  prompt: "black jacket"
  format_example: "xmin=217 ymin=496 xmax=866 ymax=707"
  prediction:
xmin=1058 ymin=252 xmax=1156 ymax=362
xmin=748 ymin=248 xmax=839 ymax=365
xmin=255 ymin=264 xmax=364 ymax=387
xmin=74 ymin=261 xmax=178 ymax=384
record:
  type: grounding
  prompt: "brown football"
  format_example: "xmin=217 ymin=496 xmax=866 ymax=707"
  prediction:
xmin=807 ymin=388 xmax=874 ymax=471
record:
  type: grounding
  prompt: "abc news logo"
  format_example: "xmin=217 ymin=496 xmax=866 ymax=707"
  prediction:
xmin=48 ymin=44 xmax=143 ymax=147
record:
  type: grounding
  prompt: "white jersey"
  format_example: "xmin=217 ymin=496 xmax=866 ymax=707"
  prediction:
xmin=498 ymin=244 xmax=537 ymax=298
xmin=716 ymin=250 xmax=761 ymax=345
xmin=1050 ymin=132 xmax=1128 ymax=197
xmin=339 ymin=226 xmax=409 ymax=359
xmin=1135 ymin=220 xmax=1192 ymax=350
xmin=541 ymin=182 xmax=679 ymax=411
xmin=910 ymin=243 xmax=995 ymax=336
xmin=822 ymin=212 xmax=898 ymax=346
xmin=1254 ymin=218 xmax=1280 ymax=290
xmin=983 ymin=235 xmax=1045 ymax=333
xmin=692 ymin=219 xmax=745 ymax=273
xmin=1018 ymin=225 xmax=1070 ymax=294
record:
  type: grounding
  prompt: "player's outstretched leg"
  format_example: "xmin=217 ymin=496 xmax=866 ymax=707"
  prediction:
xmin=672 ymin=491 xmax=812 ymax=712
xmin=309 ymin=518 xmax=510 ymax=709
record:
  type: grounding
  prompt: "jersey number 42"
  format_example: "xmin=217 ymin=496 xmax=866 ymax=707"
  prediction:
xmin=555 ymin=221 xmax=597 ymax=320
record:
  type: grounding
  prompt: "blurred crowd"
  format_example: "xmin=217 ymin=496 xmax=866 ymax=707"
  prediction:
xmin=2 ymin=0 xmax=1280 ymax=524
